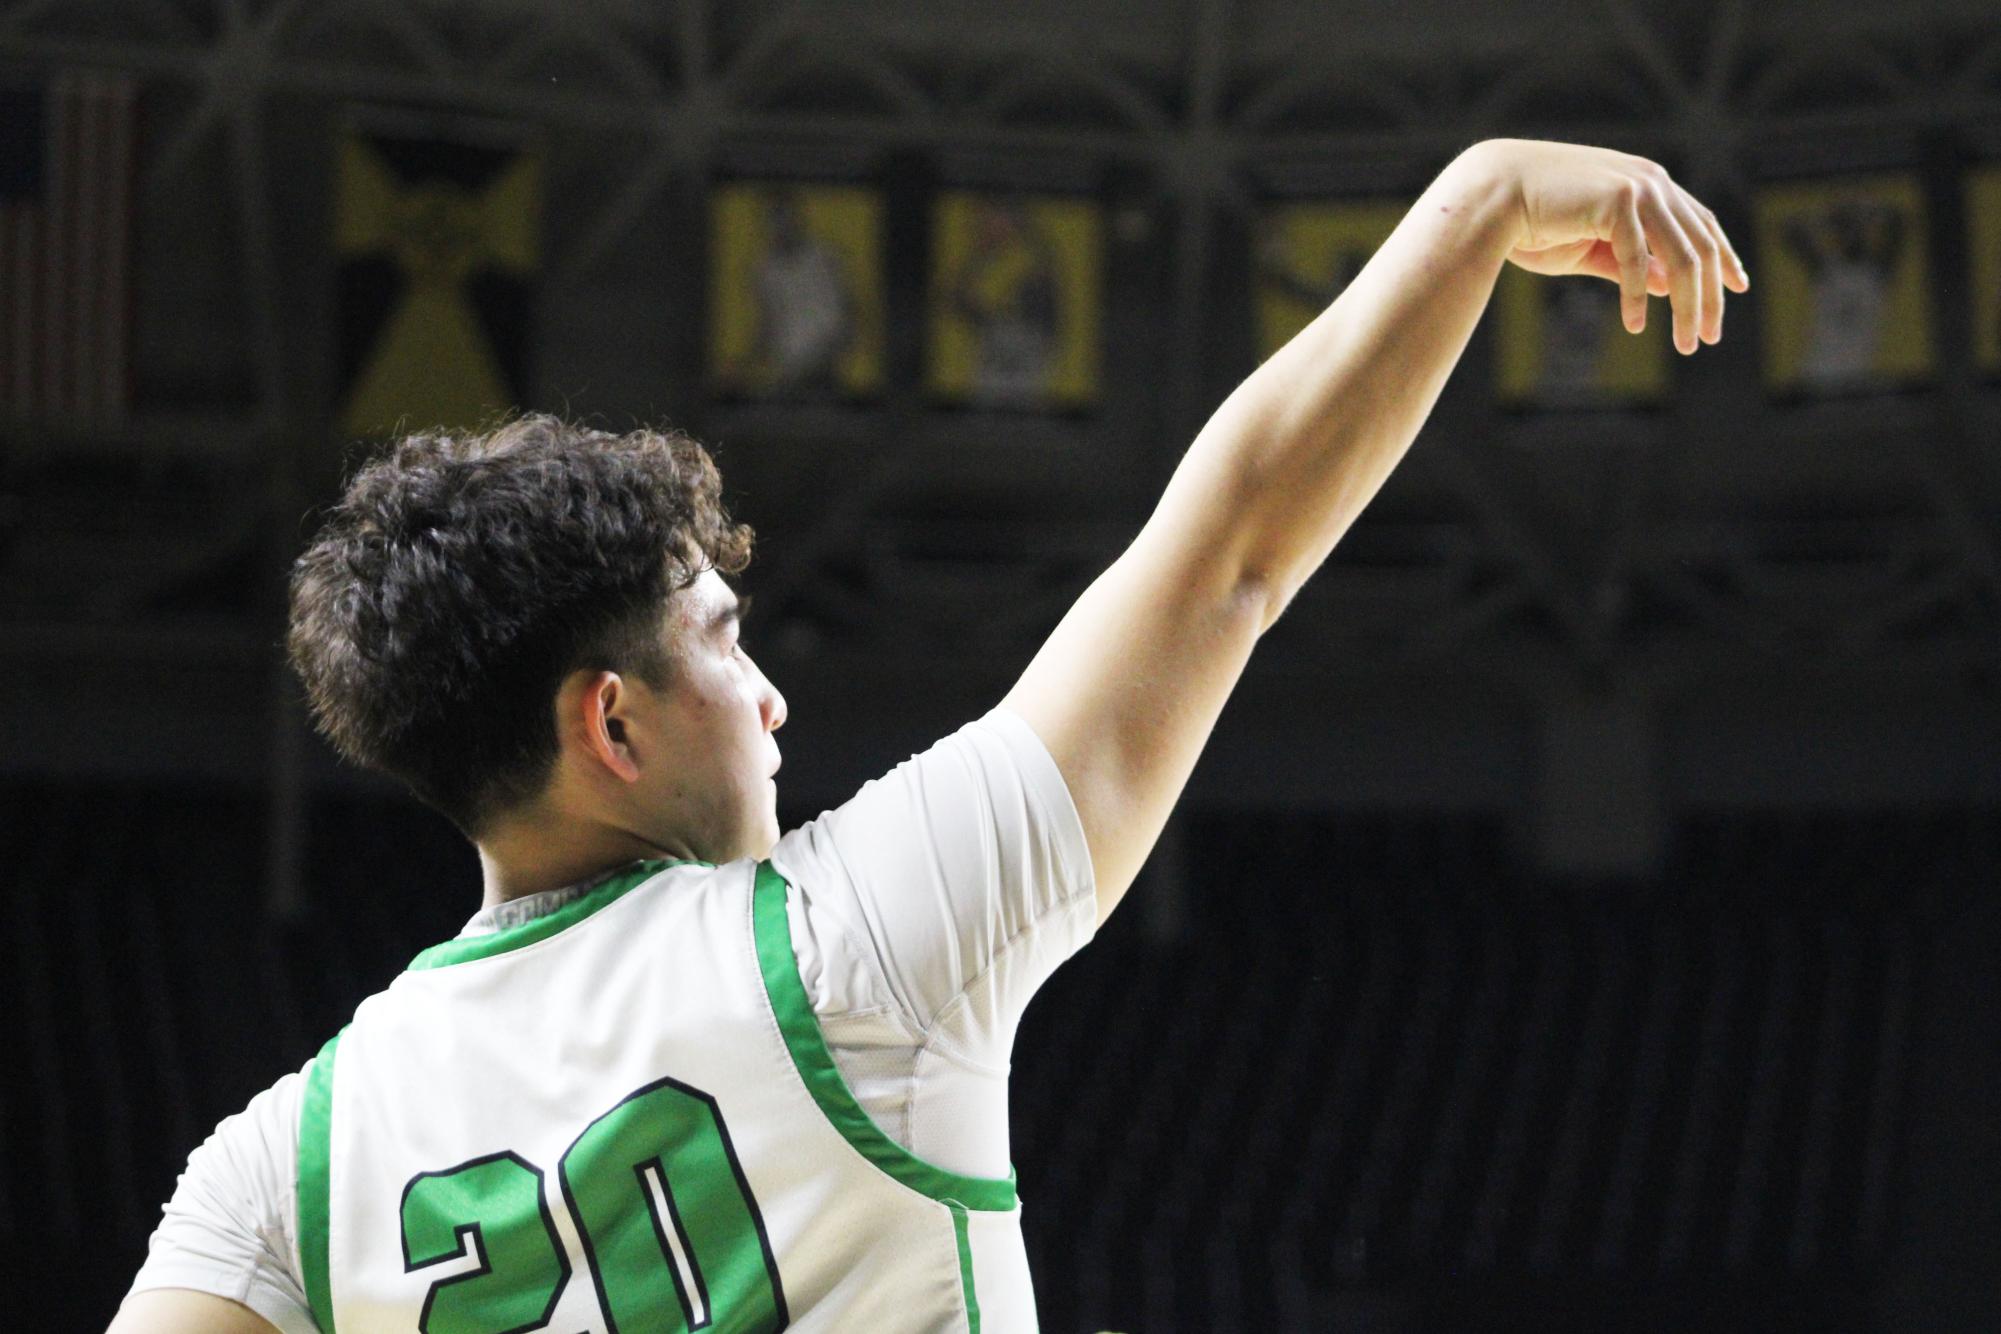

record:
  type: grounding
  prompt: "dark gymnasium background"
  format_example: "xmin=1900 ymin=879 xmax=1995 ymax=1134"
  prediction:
xmin=3 ymin=1 xmax=2001 ymax=1329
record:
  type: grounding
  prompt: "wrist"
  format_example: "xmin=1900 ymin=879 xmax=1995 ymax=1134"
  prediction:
xmin=1435 ymin=140 xmax=1527 ymax=259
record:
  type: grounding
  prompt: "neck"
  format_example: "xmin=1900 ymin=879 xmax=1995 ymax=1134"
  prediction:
xmin=475 ymin=812 xmax=694 ymax=909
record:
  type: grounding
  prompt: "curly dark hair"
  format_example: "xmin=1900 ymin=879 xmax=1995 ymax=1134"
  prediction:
xmin=286 ymin=414 xmax=754 ymax=837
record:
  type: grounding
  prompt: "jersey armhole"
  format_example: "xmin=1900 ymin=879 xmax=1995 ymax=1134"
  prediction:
xmin=297 ymin=1030 xmax=343 ymax=1333
xmin=751 ymin=860 xmax=1018 ymax=1213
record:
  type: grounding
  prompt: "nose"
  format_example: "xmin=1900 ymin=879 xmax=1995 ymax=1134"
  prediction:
xmin=761 ymin=674 xmax=787 ymax=733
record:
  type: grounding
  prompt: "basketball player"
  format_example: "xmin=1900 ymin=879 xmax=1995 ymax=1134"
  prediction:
xmin=112 ymin=138 xmax=1744 ymax=1332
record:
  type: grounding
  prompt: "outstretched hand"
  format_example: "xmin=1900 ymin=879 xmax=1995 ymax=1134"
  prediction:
xmin=1472 ymin=138 xmax=1750 ymax=355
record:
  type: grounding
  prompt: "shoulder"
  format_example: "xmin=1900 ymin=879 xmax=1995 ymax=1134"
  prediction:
xmin=761 ymin=706 xmax=1095 ymax=1029
xmin=767 ymin=704 xmax=1093 ymax=919
xmin=125 ymin=1060 xmax=315 ymax=1328
xmin=199 ymin=1063 xmax=310 ymax=1200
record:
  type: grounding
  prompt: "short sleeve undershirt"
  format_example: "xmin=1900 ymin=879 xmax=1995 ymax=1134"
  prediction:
xmin=122 ymin=703 xmax=1097 ymax=1327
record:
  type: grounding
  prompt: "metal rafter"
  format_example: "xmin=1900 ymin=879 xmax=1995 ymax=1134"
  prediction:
xmin=0 ymin=0 xmax=1995 ymax=817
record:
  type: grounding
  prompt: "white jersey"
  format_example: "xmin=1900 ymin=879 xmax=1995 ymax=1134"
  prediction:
xmin=124 ymin=706 xmax=1097 ymax=1332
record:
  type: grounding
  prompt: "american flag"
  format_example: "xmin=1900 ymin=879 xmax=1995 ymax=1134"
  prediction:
xmin=0 ymin=70 xmax=137 ymax=425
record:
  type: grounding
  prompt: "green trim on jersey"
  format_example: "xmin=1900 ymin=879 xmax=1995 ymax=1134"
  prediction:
xmin=298 ymin=1030 xmax=343 ymax=1334
xmin=946 ymin=1200 xmax=981 ymax=1333
xmin=407 ymin=859 xmax=702 ymax=971
xmin=751 ymin=860 xmax=1019 ymax=1213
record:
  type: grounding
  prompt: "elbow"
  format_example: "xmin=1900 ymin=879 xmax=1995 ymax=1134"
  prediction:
xmin=1228 ymin=565 xmax=1298 ymax=637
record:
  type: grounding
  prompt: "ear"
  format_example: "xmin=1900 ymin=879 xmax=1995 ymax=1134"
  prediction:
xmin=573 ymin=670 xmax=642 ymax=784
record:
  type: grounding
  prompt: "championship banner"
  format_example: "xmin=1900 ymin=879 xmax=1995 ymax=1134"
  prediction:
xmin=1751 ymin=172 xmax=1933 ymax=398
xmin=1967 ymin=163 xmax=2001 ymax=379
xmin=1494 ymin=267 xmax=1669 ymax=410
xmin=927 ymin=191 xmax=1101 ymax=410
xmin=0 ymin=70 xmax=137 ymax=426
xmin=708 ymin=181 xmax=884 ymax=400
xmin=334 ymin=111 xmax=541 ymax=438
xmin=1254 ymin=199 xmax=1403 ymax=361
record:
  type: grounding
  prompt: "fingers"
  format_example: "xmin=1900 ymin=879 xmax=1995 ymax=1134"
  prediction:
xmin=1568 ymin=153 xmax=1751 ymax=353
xmin=1638 ymin=166 xmax=1754 ymax=354
xmin=1639 ymin=184 xmax=1704 ymax=354
xmin=1670 ymin=182 xmax=1734 ymax=345
xmin=1679 ymin=186 xmax=1724 ymax=347
xmin=1690 ymin=193 xmax=1751 ymax=294
xmin=1611 ymin=186 xmax=1652 ymax=335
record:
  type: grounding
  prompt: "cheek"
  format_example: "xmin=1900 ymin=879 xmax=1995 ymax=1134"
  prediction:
xmin=672 ymin=659 xmax=761 ymax=746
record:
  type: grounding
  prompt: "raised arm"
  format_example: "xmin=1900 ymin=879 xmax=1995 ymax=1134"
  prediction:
xmin=1002 ymin=138 xmax=1747 ymax=925
xmin=108 ymin=1290 xmax=279 ymax=1333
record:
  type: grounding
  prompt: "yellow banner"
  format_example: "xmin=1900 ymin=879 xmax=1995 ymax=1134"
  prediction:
xmin=1968 ymin=164 xmax=2001 ymax=377
xmin=709 ymin=182 xmax=885 ymax=399
xmin=1752 ymin=173 xmax=1934 ymax=395
xmin=333 ymin=118 xmax=540 ymax=438
xmin=927 ymin=192 xmax=1101 ymax=409
xmin=1494 ymin=267 xmax=1669 ymax=409
xmin=1254 ymin=199 xmax=1404 ymax=361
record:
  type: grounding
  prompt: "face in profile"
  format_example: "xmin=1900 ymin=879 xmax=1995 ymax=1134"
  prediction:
xmin=596 ymin=568 xmax=788 ymax=865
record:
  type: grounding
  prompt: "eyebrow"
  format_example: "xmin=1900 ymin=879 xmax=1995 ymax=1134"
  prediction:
xmin=708 ymin=592 xmax=753 ymax=634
